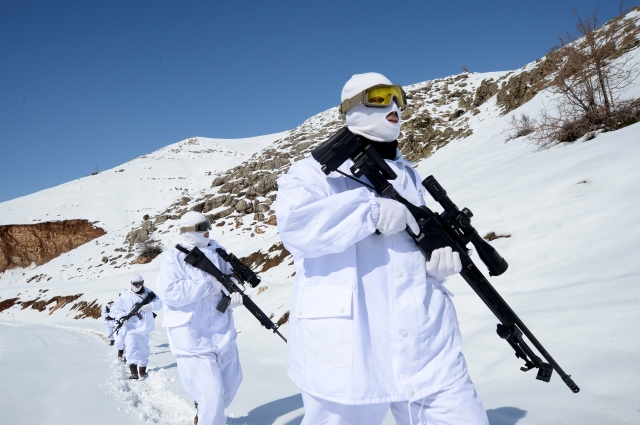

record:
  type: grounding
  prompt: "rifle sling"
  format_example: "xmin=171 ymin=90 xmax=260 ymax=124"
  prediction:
xmin=175 ymin=244 xmax=228 ymax=285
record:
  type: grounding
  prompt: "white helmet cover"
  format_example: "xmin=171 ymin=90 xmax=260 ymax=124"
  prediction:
xmin=130 ymin=273 xmax=144 ymax=293
xmin=179 ymin=211 xmax=211 ymax=248
xmin=341 ymin=72 xmax=402 ymax=142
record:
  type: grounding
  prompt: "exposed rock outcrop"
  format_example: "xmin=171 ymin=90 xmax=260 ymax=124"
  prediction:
xmin=0 ymin=220 xmax=106 ymax=273
xmin=0 ymin=297 xmax=19 ymax=312
xmin=0 ymin=293 xmax=98 ymax=319
xmin=19 ymin=293 xmax=83 ymax=314
xmin=70 ymin=299 xmax=102 ymax=319
xmin=239 ymin=242 xmax=292 ymax=273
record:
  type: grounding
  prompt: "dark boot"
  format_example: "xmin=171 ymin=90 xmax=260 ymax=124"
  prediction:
xmin=110 ymin=340 xmax=114 ymax=346
xmin=138 ymin=366 xmax=147 ymax=378
xmin=128 ymin=364 xmax=139 ymax=380
xmin=117 ymin=349 xmax=123 ymax=359
xmin=194 ymin=402 xmax=198 ymax=425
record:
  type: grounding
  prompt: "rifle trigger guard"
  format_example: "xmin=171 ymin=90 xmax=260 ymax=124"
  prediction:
xmin=520 ymin=363 xmax=535 ymax=372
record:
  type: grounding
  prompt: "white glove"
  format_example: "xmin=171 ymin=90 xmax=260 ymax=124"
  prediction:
xmin=426 ymin=247 xmax=462 ymax=278
xmin=139 ymin=304 xmax=152 ymax=313
xmin=229 ymin=292 xmax=243 ymax=309
xmin=375 ymin=198 xmax=420 ymax=235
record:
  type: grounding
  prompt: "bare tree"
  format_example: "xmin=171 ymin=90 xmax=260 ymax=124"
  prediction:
xmin=532 ymin=8 xmax=640 ymax=145
xmin=619 ymin=0 xmax=631 ymax=16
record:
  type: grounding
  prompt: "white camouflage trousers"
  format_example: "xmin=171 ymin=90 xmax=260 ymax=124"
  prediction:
xmin=175 ymin=344 xmax=242 ymax=425
xmin=114 ymin=327 xmax=126 ymax=351
xmin=124 ymin=332 xmax=150 ymax=367
xmin=300 ymin=373 xmax=489 ymax=425
xmin=103 ymin=320 xmax=115 ymax=341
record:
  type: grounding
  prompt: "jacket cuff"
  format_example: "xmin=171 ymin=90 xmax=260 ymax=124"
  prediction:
xmin=369 ymin=192 xmax=380 ymax=225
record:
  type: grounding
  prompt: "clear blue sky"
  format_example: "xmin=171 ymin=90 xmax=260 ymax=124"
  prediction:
xmin=0 ymin=0 xmax=632 ymax=203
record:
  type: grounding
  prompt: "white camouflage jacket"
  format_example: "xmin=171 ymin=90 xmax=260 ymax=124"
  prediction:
xmin=156 ymin=240 xmax=237 ymax=357
xmin=275 ymin=152 xmax=468 ymax=404
xmin=112 ymin=287 xmax=162 ymax=335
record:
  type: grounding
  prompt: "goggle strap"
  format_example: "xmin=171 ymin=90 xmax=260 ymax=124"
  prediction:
xmin=180 ymin=221 xmax=211 ymax=233
xmin=339 ymin=92 xmax=365 ymax=115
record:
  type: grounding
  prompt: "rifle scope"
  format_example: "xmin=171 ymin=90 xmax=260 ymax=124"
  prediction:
xmin=216 ymin=248 xmax=261 ymax=288
xmin=422 ymin=175 xmax=508 ymax=277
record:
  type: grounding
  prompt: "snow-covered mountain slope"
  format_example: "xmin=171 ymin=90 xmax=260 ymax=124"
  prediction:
xmin=0 ymin=133 xmax=284 ymax=230
xmin=1 ymin=9 xmax=640 ymax=425
xmin=0 ymin=133 xmax=286 ymax=307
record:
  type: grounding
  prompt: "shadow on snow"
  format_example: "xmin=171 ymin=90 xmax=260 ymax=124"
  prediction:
xmin=487 ymin=407 xmax=527 ymax=425
xmin=227 ymin=393 xmax=303 ymax=425
xmin=225 ymin=398 xmax=525 ymax=425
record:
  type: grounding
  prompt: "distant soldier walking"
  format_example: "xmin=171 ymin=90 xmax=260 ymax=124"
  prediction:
xmin=156 ymin=211 xmax=244 ymax=425
xmin=113 ymin=274 xmax=162 ymax=379
xmin=101 ymin=300 xmax=116 ymax=346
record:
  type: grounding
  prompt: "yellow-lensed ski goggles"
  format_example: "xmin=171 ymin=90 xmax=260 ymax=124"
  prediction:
xmin=339 ymin=84 xmax=407 ymax=115
xmin=180 ymin=220 xmax=212 ymax=233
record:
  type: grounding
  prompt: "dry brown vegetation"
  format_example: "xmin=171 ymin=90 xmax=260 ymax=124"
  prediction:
xmin=513 ymin=7 xmax=640 ymax=147
xmin=131 ymin=239 xmax=163 ymax=264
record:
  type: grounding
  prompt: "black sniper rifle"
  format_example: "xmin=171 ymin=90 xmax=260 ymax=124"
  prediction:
xmin=311 ymin=127 xmax=580 ymax=393
xmin=108 ymin=290 xmax=158 ymax=338
xmin=175 ymin=245 xmax=287 ymax=343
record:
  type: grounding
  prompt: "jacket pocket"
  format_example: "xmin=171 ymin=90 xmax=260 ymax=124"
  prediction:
xmin=167 ymin=324 xmax=198 ymax=353
xmin=162 ymin=309 xmax=193 ymax=328
xmin=167 ymin=323 xmax=219 ymax=355
xmin=298 ymin=285 xmax=353 ymax=368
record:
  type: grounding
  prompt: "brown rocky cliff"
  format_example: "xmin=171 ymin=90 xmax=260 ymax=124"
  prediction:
xmin=0 ymin=220 xmax=106 ymax=273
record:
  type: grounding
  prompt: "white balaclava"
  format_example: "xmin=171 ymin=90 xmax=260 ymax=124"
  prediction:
xmin=342 ymin=72 xmax=402 ymax=142
xmin=130 ymin=273 xmax=144 ymax=293
xmin=179 ymin=211 xmax=210 ymax=248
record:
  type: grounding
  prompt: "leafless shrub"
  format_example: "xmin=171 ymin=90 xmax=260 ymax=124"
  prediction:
xmin=507 ymin=114 xmax=536 ymax=140
xmin=532 ymin=8 xmax=640 ymax=148
xmin=619 ymin=0 xmax=633 ymax=16
xmin=530 ymin=98 xmax=640 ymax=148
xmin=132 ymin=239 xmax=163 ymax=264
